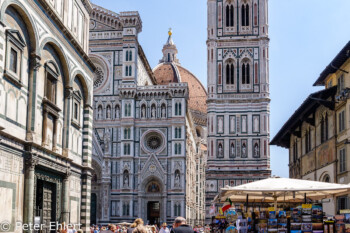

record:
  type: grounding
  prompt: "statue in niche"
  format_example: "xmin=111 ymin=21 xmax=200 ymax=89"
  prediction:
xmin=253 ymin=116 xmax=259 ymax=132
xmin=115 ymin=106 xmax=120 ymax=119
xmin=254 ymin=143 xmax=259 ymax=157
xmin=141 ymin=105 xmax=146 ymax=118
xmin=151 ymin=105 xmax=156 ymax=118
xmin=104 ymin=129 xmax=111 ymax=154
xmin=106 ymin=106 xmax=111 ymax=119
xmin=98 ymin=106 xmax=102 ymax=119
xmin=242 ymin=116 xmax=247 ymax=132
xmin=218 ymin=143 xmax=223 ymax=157
xmin=242 ymin=143 xmax=247 ymax=157
xmin=218 ymin=117 xmax=223 ymax=133
xmin=161 ymin=105 xmax=166 ymax=118
xmin=231 ymin=143 xmax=235 ymax=157
xmin=123 ymin=171 xmax=129 ymax=187
xmin=174 ymin=171 xmax=180 ymax=188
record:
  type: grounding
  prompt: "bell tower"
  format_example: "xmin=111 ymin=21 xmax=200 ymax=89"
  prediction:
xmin=205 ymin=0 xmax=271 ymax=222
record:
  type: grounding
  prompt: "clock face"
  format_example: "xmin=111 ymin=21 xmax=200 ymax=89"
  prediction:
xmin=93 ymin=66 xmax=105 ymax=88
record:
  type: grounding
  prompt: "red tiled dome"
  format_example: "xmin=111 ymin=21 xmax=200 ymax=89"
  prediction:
xmin=153 ymin=63 xmax=207 ymax=113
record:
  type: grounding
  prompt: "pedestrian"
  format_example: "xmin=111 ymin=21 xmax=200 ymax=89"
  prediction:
xmin=159 ymin=223 xmax=170 ymax=233
xmin=133 ymin=226 xmax=148 ymax=233
xmin=171 ymin=217 xmax=194 ymax=233
xmin=128 ymin=218 xmax=144 ymax=233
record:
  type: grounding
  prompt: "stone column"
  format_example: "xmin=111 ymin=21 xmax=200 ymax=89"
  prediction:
xmin=52 ymin=118 xmax=58 ymax=152
xmin=62 ymin=88 xmax=73 ymax=157
xmin=62 ymin=169 xmax=71 ymax=224
xmin=42 ymin=111 xmax=48 ymax=146
xmin=26 ymin=54 xmax=41 ymax=141
xmin=24 ymin=155 xmax=38 ymax=233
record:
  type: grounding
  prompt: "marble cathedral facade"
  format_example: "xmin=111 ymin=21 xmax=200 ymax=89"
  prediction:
xmin=89 ymin=5 xmax=207 ymax=226
xmin=206 ymin=0 xmax=271 ymax=223
xmin=0 ymin=0 xmax=95 ymax=232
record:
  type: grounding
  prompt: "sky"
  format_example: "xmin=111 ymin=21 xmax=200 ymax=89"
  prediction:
xmin=92 ymin=0 xmax=350 ymax=178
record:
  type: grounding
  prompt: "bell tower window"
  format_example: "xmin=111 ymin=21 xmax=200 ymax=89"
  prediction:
xmin=241 ymin=4 xmax=250 ymax=26
xmin=226 ymin=4 xmax=234 ymax=27
xmin=242 ymin=62 xmax=250 ymax=84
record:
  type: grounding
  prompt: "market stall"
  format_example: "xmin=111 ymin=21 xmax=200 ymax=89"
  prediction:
xmin=213 ymin=177 xmax=350 ymax=233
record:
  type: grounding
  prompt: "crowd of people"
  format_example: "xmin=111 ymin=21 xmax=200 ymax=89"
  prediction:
xmin=90 ymin=217 xmax=210 ymax=233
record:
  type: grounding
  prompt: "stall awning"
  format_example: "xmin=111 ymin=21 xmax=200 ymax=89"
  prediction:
xmin=215 ymin=177 xmax=350 ymax=204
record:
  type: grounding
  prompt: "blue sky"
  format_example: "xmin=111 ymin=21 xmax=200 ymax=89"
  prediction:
xmin=92 ymin=0 xmax=350 ymax=177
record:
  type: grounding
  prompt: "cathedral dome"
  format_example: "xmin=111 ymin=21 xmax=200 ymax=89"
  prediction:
xmin=153 ymin=30 xmax=207 ymax=115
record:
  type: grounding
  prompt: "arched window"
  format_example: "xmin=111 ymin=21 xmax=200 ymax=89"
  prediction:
xmin=175 ymin=102 xmax=182 ymax=116
xmin=129 ymin=50 xmax=132 ymax=61
xmin=226 ymin=5 xmax=230 ymax=27
xmin=242 ymin=62 xmax=250 ymax=84
xmin=321 ymin=114 xmax=329 ymax=143
xmin=174 ymin=203 xmax=181 ymax=216
xmin=125 ymin=66 xmax=129 ymax=76
xmin=254 ymin=3 xmax=258 ymax=26
xmin=126 ymin=51 xmax=129 ymax=61
xmin=175 ymin=143 xmax=181 ymax=155
xmin=175 ymin=127 xmax=182 ymax=139
xmin=124 ymin=128 xmax=131 ymax=139
xmin=123 ymin=144 xmax=131 ymax=155
xmin=168 ymin=53 xmax=171 ymax=62
xmin=230 ymin=5 xmax=234 ymax=26
xmin=225 ymin=61 xmax=235 ymax=85
xmin=241 ymin=4 xmax=250 ymax=26
xmin=226 ymin=4 xmax=234 ymax=27
xmin=323 ymin=175 xmax=330 ymax=183
xmin=128 ymin=66 xmax=132 ymax=76
xmin=124 ymin=103 xmax=131 ymax=117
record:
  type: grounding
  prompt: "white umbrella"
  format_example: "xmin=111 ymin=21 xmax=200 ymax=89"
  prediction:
xmin=215 ymin=177 xmax=350 ymax=210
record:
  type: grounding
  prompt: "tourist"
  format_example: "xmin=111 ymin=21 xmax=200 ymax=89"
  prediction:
xmin=159 ymin=223 xmax=170 ymax=233
xmin=171 ymin=217 xmax=193 ymax=233
xmin=128 ymin=218 xmax=144 ymax=233
xmin=133 ymin=226 xmax=148 ymax=233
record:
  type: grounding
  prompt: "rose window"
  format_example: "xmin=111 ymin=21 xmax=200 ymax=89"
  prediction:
xmin=143 ymin=131 xmax=165 ymax=153
xmin=147 ymin=135 xmax=162 ymax=150
xmin=94 ymin=66 xmax=105 ymax=88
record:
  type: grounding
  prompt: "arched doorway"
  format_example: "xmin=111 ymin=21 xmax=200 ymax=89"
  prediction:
xmin=140 ymin=178 xmax=165 ymax=225
xmin=146 ymin=181 xmax=161 ymax=224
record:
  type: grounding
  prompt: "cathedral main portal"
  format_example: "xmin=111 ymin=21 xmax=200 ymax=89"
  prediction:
xmin=147 ymin=201 xmax=160 ymax=225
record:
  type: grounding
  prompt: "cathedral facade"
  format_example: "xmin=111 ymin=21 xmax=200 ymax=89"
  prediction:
xmin=89 ymin=4 xmax=206 ymax=225
xmin=206 ymin=0 xmax=271 ymax=222
xmin=0 ymin=0 xmax=95 ymax=232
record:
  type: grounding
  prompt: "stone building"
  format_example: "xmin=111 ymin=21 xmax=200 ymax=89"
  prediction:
xmin=0 ymin=0 xmax=94 ymax=232
xmin=205 ymin=0 xmax=271 ymax=223
xmin=89 ymin=4 xmax=207 ymax=225
xmin=271 ymin=41 xmax=350 ymax=215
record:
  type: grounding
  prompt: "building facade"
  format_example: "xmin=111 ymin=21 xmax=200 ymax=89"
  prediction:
xmin=89 ymin=4 xmax=206 ymax=225
xmin=271 ymin=41 xmax=350 ymax=215
xmin=206 ymin=0 xmax=271 ymax=222
xmin=0 ymin=0 xmax=95 ymax=232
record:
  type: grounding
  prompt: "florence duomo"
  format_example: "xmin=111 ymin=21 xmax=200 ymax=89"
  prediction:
xmin=0 ymin=0 xmax=272 ymax=230
xmin=16 ymin=0 xmax=350 ymax=231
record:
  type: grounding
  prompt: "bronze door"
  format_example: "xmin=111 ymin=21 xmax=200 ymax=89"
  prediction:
xmin=36 ymin=180 xmax=57 ymax=233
